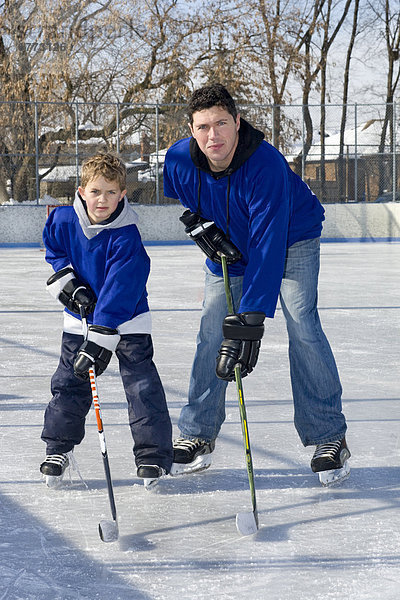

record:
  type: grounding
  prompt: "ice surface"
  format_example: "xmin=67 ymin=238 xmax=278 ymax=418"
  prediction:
xmin=0 ymin=242 xmax=399 ymax=600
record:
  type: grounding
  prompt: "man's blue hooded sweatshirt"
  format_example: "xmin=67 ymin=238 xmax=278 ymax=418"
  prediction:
xmin=163 ymin=118 xmax=325 ymax=318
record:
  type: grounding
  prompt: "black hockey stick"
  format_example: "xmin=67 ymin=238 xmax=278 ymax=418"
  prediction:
xmin=80 ymin=308 xmax=119 ymax=543
xmin=220 ymin=255 xmax=258 ymax=536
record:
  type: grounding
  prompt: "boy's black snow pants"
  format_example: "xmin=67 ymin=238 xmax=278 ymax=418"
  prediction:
xmin=41 ymin=332 xmax=173 ymax=472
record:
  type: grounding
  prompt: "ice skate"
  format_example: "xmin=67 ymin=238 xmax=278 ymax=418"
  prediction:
xmin=40 ymin=453 xmax=70 ymax=488
xmin=137 ymin=465 xmax=166 ymax=490
xmin=169 ymin=437 xmax=215 ymax=476
xmin=311 ymin=438 xmax=351 ymax=486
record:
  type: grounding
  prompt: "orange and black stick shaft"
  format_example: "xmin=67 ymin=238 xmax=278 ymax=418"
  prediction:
xmin=80 ymin=307 xmax=118 ymax=526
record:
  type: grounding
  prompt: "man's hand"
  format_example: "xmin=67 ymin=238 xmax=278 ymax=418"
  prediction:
xmin=180 ymin=210 xmax=242 ymax=265
xmin=216 ymin=312 xmax=265 ymax=381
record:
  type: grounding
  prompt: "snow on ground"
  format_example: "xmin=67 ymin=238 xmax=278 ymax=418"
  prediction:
xmin=0 ymin=242 xmax=399 ymax=600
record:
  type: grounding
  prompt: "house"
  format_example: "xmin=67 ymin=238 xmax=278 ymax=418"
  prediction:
xmin=40 ymin=160 xmax=149 ymax=203
xmin=287 ymin=119 xmax=399 ymax=203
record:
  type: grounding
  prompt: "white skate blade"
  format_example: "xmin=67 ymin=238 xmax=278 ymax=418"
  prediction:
xmin=319 ymin=461 xmax=350 ymax=487
xmin=44 ymin=474 xmax=65 ymax=489
xmin=143 ymin=477 xmax=161 ymax=490
xmin=236 ymin=511 xmax=258 ymax=536
xmin=169 ymin=454 xmax=212 ymax=476
xmin=99 ymin=519 xmax=119 ymax=543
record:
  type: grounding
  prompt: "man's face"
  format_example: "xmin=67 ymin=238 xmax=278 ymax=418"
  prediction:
xmin=79 ymin=175 xmax=126 ymax=224
xmin=189 ymin=106 xmax=240 ymax=172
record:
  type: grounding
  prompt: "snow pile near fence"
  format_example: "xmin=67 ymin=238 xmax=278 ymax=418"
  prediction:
xmin=0 ymin=202 xmax=399 ymax=245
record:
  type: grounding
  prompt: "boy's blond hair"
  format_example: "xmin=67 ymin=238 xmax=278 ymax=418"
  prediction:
xmin=80 ymin=151 xmax=126 ymax=190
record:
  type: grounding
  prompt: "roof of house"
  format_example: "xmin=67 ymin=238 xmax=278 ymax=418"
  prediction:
xmin=286 ymin=119 xmax=397 ymax=161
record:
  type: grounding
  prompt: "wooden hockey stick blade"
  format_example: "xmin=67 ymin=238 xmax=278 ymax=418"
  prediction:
xmin=236 ymin=511 xmax=258 ymax=536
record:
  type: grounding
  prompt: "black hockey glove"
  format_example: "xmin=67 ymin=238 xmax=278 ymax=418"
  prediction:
xmin=47 ymin=266 xmax=96 ymax=316
xmin=73 ymin=325 xmax=120 ymax=380
xmin=180 ymin=210 xmax=242 ymax=265
xmin=216 ymin=312 xmax=265 ymax=381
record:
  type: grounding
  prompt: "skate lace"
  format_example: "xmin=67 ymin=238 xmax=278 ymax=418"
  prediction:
xmin=173 ymin=437 xmax=205 ymax=451
xmin=313 ymin=440 xmax=342 ymax=460
xmin=44 ymin=453 xmax=69 ymax=467
xmin=66 ymin=451 xmax=88 ymax=489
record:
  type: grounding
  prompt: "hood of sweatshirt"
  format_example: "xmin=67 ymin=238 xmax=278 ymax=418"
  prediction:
xmin=73 ymin=192 xmax=139 ymax=240
xmin=189 ymin=117 xmax=265 ymax=180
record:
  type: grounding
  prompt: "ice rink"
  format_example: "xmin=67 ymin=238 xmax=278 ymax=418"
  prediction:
xmin=0 ymin=241 xmax=399 ymax=600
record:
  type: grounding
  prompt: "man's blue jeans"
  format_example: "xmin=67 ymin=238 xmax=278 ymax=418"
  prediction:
xmin=178 ymin=237 xmax=347 ymax=447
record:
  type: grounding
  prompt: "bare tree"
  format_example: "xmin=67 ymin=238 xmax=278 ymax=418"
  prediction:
xmin=0 ymin=0 xmax=215 ymax=201
xmin=367 ymin=0 xmax=400 ymax=196
xmin=110 ymin=0 xmax=215 ymax=150
xmin=1 ymin=0 xmax=397 ymax=204
xmin=318 ymin=0 xmax=356 ymax=199
xmin=292 ymin=0 xmax=353 ymax=177
xmin=337 ymin=0 xmax=361 ymax=202
xmin=212 ymin=0 xmax=322 ymax=151
xmin=0 ymin=0 xmax=117 ymax=201
xmin=251 ymin=0 xmax=319 ymax=150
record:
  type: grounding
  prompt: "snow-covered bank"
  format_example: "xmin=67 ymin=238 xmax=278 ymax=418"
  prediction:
xmin=0 ymin=202 xmax=399 ymax=245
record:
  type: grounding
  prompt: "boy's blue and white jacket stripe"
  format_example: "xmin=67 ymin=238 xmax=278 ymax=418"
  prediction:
xmin=43 ymin=193 xmax=152 ymax=335
xmin=163 ymin=119 xmax=325 ymax=318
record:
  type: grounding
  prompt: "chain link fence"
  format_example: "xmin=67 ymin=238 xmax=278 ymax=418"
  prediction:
xmin=0 ymin=99 xmax=398 ymax=205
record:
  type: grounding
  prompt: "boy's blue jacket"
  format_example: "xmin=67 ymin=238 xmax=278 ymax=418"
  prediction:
xmin=43 ymin=194 xmax=152 ymax=334
xmin=163 ymin=118 xmax=325 ymax=318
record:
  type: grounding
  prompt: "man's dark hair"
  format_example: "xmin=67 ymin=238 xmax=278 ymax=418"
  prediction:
xmin=188 ymin=83 xmax=237 ymax=124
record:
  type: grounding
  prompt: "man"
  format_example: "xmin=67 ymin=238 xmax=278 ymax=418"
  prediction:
xmin=163 ymin=83 xmax=350 ymax=486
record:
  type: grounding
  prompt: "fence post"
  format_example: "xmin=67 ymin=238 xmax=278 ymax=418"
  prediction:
xmin=75 ymin=102 xmax=79 ymax=189
xmin=272 ymin=104 xmax=275 ymax=148
xmin=34 ymin=101 xmax=40 ymax=204
xmin=393 ymin=102 xmax=397 ymax=201
xmin=116 ymin=101 xmax=120 ymax=155
xmin=155 ymin=103 xmax=160 ymax=205
xmin=354 ymin=103 xmax=358 ymax=202
xmin=302 ymin=105 xmax=305 ymax=180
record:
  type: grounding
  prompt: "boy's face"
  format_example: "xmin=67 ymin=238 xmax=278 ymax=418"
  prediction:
xmin=79 ymin=175 xmax=126 ymax=224
xmin=189 ymin=106 xmax=240 ymax=172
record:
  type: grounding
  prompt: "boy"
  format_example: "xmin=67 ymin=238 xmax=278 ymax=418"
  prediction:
xmin=40 ymin=151 xmax=173 ymax=489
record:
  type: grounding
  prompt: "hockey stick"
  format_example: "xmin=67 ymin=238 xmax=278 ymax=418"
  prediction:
xmin=220 ymin=255 xmax=259 ymax=536
xmin=80 ymin=308 xmax=119 ymax=543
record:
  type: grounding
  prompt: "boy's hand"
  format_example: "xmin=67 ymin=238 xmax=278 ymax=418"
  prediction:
xmin=47 ymin=266 xmax=96 ymax=316
xmin=216 ymin=312 xmax=265 ymax=381
xmin=73 ymin=325 xmax=120 ymax=380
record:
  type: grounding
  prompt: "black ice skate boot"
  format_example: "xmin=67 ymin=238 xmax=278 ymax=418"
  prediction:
xmin=137 ymin=465 xmax=166 ymax=490
xmin=40 ymin=453 xmax=70 ymax=488
xmin=311 ymin=438 xmax=351 ymax=486
xmin=170 ymin=437 xmax=215 ymax=476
